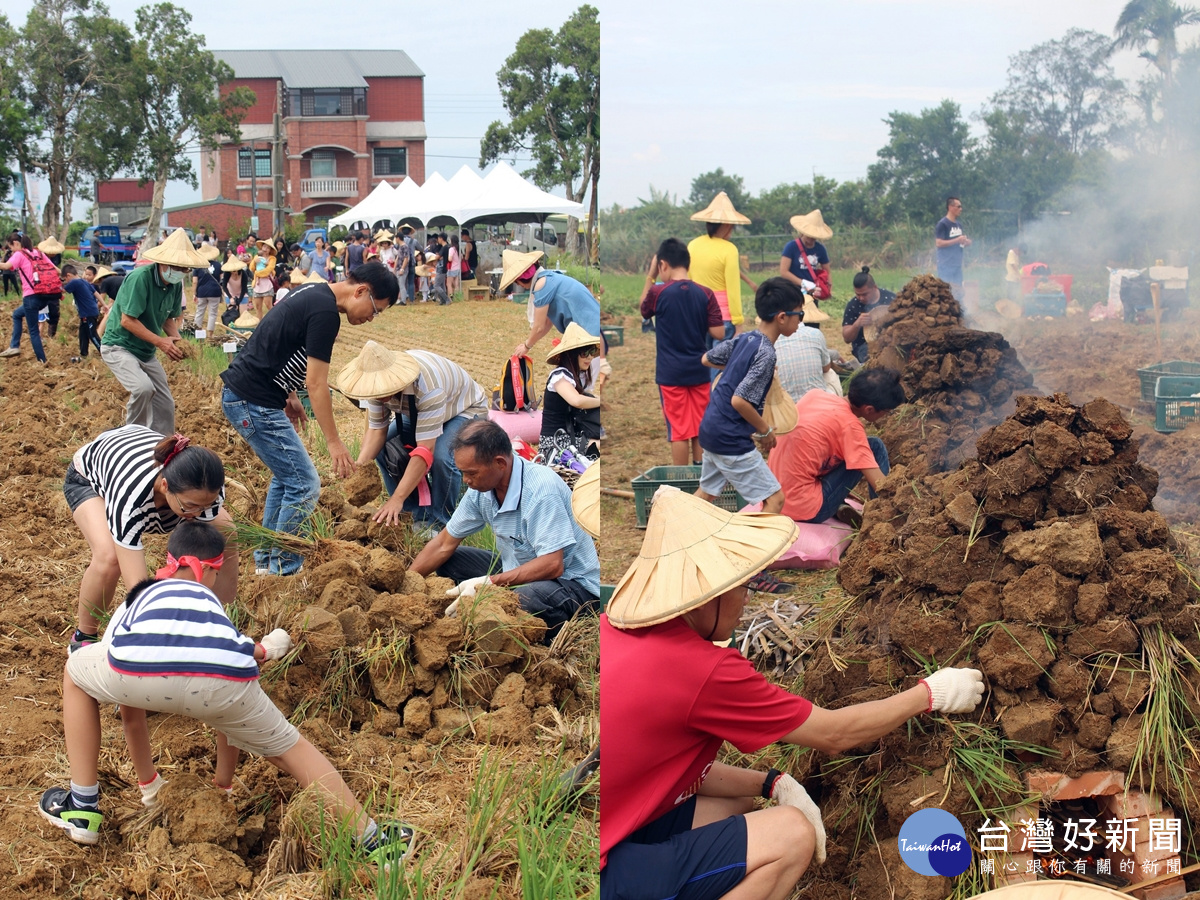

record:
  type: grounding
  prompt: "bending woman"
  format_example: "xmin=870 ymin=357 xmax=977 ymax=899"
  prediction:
xmin=64 ymin=425 xmax=238 ymax=649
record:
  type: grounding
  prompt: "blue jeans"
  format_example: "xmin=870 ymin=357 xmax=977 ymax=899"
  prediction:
xmin=374 ymin=413 xmax=472 ymax=528
xmin=10 ymin=295 xmax=47 ymax=362
xmin=803 ymin=436 xmax=890 ymax=524
xmin=704 ymin=321 xmax=736 ymax=382
xmin=222 ymin=387 xmax=321 ymax=574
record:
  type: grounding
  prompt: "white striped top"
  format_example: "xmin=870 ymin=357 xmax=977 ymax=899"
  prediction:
xmin=73 ymin=425 xmax=224 ymax=550
xmin=366 ymin=350 xmax=489 ymax=442
xmin=107 ymin=578 xmax=258 ymax=680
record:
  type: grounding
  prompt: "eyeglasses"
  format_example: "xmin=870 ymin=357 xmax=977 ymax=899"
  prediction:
xmin=369 ymin=296 xmax=385 ymax=319
xmin=781 ymin=310 xmax=803 ymax=318
xmin=169 ymin=490 xmax=211 ymax=515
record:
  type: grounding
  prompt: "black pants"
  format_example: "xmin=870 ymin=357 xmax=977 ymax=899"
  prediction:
xmin=0 ymin=272 xmax=16 ymax=296
xmin=78 ymin=316 xmax=101 ymax=356
xmin=437 ymin=546 xmax=600 ymax=641
xmin=41 ymin=294 xmax=61 ymax=337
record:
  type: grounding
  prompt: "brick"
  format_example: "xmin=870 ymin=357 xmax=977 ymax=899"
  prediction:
xmin=1132 ymin=877 xmax=1187 ymax=900
xmin=1104 ymin=789 xmax=1166 ymax=818
xmin=1026 ymin=769 xmax=1125 ymax=801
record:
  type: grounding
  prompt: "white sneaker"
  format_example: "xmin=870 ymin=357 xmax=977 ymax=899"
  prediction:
xmin=0 ymin=347 xmax=19 ymax=358
xmin=254 ymin=566 xmax=270 ymax=576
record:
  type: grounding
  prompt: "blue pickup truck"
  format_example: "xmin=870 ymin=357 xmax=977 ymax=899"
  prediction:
xmin=297 ymin=228 xmax=328 ymax=254
xmin=78 ymin=225 xmax=138 ymax=262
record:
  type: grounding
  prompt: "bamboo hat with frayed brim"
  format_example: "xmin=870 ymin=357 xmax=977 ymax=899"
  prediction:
xmin=803 ymin=303 xmax=830 ymax=323
xmin=221 ymin=255 xmax=247 ymax=272
xmin=690 ymin=191 xmax=751 ymax=226
xmin=37 ymin=237 xmax=65 ymax=255
xmin=199 ymin=243 xmax=221 ymax=261
xmin=789 ymin=209 xmax=833 ymax=240
xmin=337 ymin=340 xmax=421 ymax=400
xmin=141 ymin=228 xmax=208 ymax=268
xmin=762 ymin=377 xmax=798 ymax=435
xmin=571 ymin=461 xmax=599 ymax=539
xmin=498 ymin=249 xmax=544 ymax=292
xmin=606 ymin=488 xmax=799 ymax=629
xmin=547 ymin=322 xmax=602 ymax=365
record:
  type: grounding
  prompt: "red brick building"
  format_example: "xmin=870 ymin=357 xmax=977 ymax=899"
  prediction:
xmin=166 ymin=50 xmax=426 ymax=237
xmin=96 ymin=178 xmax=155 ymax=230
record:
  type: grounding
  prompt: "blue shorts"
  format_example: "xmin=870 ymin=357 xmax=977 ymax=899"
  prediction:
xmin=601 ymin=796 xmax=748 ymax=900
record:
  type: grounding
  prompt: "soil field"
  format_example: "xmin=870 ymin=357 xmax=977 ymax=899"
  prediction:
xmin=0 ymin=297 xmax=597 ymax=899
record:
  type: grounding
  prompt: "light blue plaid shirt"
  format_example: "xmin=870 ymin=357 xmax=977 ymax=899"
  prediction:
xmin=774 ymin=326 xmax=831 ymax=401
xmin=447 ymin=456 xmax=600 ymax=595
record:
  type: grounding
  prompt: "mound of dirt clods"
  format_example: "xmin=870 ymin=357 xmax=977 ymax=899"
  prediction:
xmin=868 ymin=275 xmax=1034 ymax=475
xmin=793 ymin=394 xmax=1200 ymax=899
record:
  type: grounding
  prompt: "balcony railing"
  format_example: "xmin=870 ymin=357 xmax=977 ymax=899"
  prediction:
xmin=301 ymin=177 xmax=358 ymax=198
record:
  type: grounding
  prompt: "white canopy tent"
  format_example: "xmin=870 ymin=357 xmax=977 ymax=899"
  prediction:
xmin=329 ymin=162 xmax=586 ymax=230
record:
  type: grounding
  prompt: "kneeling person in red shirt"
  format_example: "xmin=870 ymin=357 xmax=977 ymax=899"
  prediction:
xmin=599 ymin=489 xmax=984 ymax=900
xmin=769 ymin=367 xmax=905 ymax=526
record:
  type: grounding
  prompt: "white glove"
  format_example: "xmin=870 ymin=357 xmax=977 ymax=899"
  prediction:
xmin=920 ymin=667 xmax=985 ymax=713
xmin=770 ymin=774 xmax=826 ymax=864
xmin=259 ymin=628 xmax=292 ymax=661
xmin=444 ymin=575 xmax=492 ymax=617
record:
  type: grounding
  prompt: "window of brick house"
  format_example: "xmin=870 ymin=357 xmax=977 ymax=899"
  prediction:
xmin=310 ymin=150 xmax=336 ymax=178
xmin=289 ymin=88 xmax=367 ymax=117
xmin=238 ymin=148 xmax=272 ymax=178
xmin=374 ymin=147 xmax=407 ymax=176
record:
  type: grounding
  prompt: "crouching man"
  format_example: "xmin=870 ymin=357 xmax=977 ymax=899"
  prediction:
xmin=409 ymin=419 xmax=601 ymax=641
xmin=600 ymin=488 xmax=985 ymax=900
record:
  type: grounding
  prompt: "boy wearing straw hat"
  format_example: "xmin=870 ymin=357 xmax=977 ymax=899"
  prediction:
xmin=601 ymin=489 xmax=986 ymax=900
xmin=102 ymin=228 xmax=208 ymax=435
xmin=409 ymin=418 xmax=600 ymax=640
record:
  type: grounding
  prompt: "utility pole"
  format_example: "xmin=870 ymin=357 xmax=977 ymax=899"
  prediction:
xmin=273 ymin=79 xmax=285 ymax=236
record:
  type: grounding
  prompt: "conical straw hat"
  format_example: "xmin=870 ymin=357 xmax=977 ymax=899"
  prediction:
xmin=288 ymin=267 xmax=306 ymax=285
xmin=572 ymin=461 xmax=599 ymax=539
xmin=141 ymin=228 xmax=208 ymax=268
xmin=199 ymin=243 xmax=220 ymax=261
xmin=337 ymin=340 xmax=421 ymax=400
xmin=762 ymin=377 xmax=797 ymax=435
xmin=789 ymin=210 xmax=833 ymax=240
xmin=255 ymin=239 xmax=276 ymax=256
xmin=547 ymin=322 xmax=602 ymax=364
xmin=304 ymin=271 xmax=326 ymax=284
xmin=606 ymin=487 xmax=798 ymax=629
xmin=233 ymin=310 xmax=260 ymax=328
xmin=968 ymin=883 xmax=1133 ymax=900
xmin=995 ymin=298 xmax=1022 ymax=320
xmin=498 ymin=249 xmax=544 ymax=292
xmin=690 ymin=191 xmax=751 ymax=226
xmin=37 ymin=237 xmax=65 ymax=254
xmin=92 ymin=265 xmax=116 ymax=280
xmin=803 ymin=303 xmax=830 ymax=323
xmin=375 ymin=231 xmax=394 ymax=245
xmin=221 ymin=255 xmax=247 ymax=272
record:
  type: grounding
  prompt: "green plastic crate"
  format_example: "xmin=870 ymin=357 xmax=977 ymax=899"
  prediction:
xmin=599 ymin=584 xmax=614 ymax=609
xmin=1023 ymin=291 xmax=1066 ymax=317
xmin=601 ymin=325 xmax=624 ymax=347
xmin=1137 ymin=360 xmax=1200 ymax=402
xmin=630 ymin=465 xmax=748 ymax=528
xmin=1154 ymin=375 xmax=1200 ymax=433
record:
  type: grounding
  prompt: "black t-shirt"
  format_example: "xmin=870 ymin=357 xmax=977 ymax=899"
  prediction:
xmin=842 ymin=288 xmax=895 ymax=356
xmin=220 ymin=282 xmax=341 ymax=409
xmin=98 ymin=274 xmax=125 ymax=300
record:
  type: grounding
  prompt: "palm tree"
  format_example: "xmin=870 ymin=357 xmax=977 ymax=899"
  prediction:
xmin=1114 ymin=0 xmax=1200 ymax=90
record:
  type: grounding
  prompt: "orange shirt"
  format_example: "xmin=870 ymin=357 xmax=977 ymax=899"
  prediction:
xmin=768 ymin=390 xmax=879 ymax=521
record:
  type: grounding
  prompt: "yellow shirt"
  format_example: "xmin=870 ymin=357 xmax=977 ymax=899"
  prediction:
xmin=687 ymin=234 xmax=743 ymax=325
xmin=1005 ymin=249 xmax=1020 ymax=282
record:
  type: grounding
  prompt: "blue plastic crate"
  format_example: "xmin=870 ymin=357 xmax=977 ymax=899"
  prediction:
xmin=1154 ymin=375 xmax=1200 ymax=433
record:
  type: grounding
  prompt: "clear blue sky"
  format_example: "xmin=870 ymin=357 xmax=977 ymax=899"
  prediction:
xmin=602 ymin=0 xmax=1152 ymax=207
xmin=7 ymin=0 xmax=578 ymax=217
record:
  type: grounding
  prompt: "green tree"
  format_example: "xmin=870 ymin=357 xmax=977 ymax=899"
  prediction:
xmin=867 ymin=100 xmax=979 ymax=224
xmin=687 ymin=168 xmax=747 ymax=212
xmin=0 ymin=15 xmax=33 ymax=206
xmin=990 ymin=28 xmax=1126 ymax=154
xmin=18 ymin=0 xmax=133 ymax=241
xmin=481 ymin=5 xmax=599 ymax=260
xmin=1114 ymin=0 xmax=1200 ymax=91
xmin=120 ymin=3 xmax=253 ymax=252
xmin=976 ymin=108 xmax=1077 ymax=234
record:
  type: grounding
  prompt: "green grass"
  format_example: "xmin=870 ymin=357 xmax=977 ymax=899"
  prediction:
xmin=180 ymin=339 xmax=232 ymax=380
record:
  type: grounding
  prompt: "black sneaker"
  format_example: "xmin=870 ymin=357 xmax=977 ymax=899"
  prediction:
xmin=362 ymin=822 xmax=415 ymax=868
xmin=38 ymin=787 xmax=103 ymax=845
xmin=747 ymin=572 xmax=795 ymax=594
xmin=68 ymin=629 xmax=99 ymax=655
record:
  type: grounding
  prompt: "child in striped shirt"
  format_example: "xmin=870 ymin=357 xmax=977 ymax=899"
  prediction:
xmin=40 ymin=521 xmax=414 ymax=868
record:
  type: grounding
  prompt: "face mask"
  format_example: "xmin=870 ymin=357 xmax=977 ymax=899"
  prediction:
xmin=161 ymin=267 xmax=184 ymax=285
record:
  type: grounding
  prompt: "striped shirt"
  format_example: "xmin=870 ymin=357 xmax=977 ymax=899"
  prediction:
xmin=447 ymin=456 xmax=600 ymax=594
xmin=107 ymin=579 xmax=258 ymax=680
xmin=366 ymin=350 xmax=489 ymax=442
xmin=73 ymin=425 xmax=224 ymax=550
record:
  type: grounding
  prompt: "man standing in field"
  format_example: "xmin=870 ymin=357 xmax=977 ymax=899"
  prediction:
xmin=934 ymin=197 xmax=970 ymax=300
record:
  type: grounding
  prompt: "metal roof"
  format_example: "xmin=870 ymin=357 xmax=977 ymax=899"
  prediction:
xmin=212 ymin=50 xmax=423 ymax=88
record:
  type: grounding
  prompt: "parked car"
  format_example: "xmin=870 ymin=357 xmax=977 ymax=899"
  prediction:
xmin=508 ymin=222 xmax=565 ymax=255
xmin=78 ymin=225 xmax=138 ymax=262
xmin=297 ymin=228 xmax=328 ymax=254
xmin=127 ymin=226 xmax=195 ymax=247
